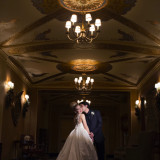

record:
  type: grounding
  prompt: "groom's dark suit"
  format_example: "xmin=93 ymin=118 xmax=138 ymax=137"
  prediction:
xmin=84 ymin=110 xmax=105 ymax=160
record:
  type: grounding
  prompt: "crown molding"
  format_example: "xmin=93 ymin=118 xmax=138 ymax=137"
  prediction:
xmin=137 ymin=59 xmax=160 ymax=90
xmin=0 ymin=50 xmax=32 ymax=88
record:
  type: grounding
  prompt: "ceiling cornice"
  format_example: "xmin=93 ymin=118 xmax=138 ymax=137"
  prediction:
xmin=137 ymin=59 xmax=160 ymax=90
xmin=2 ymin=41 xmax=160 ymax=56
xmin=0 ymin=50 xmax=32 ymax=88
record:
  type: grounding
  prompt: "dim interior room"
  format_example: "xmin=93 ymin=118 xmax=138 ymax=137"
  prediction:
xmin=0 ymin=0 xmax=160 ymax=160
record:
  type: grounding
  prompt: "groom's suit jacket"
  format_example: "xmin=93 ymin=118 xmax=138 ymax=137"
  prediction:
xmin=84 ymin=110 xmax=104 ymax=143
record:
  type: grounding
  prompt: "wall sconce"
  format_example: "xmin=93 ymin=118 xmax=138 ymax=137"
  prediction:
xmin=4 ymin=81 xmax=14 ymax=108
xmin=5 ymin=81 xmax=14 ymax=91
xmin=155 ymin=82 xmax=160 ymax=111
xmin=135 ymin=100 xmax=141 ymax=120
xmin=22 ymin=94 xmax=30 ymax=117
xmin=135 ymin=99 xmax=146 ymax=120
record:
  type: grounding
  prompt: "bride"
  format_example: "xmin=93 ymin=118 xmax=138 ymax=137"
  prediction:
xmin=56 ymin=103 xmax=98 ymax=160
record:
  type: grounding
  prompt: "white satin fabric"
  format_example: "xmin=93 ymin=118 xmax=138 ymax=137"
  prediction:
xmin=56 ymin=122 xmax=98 ymax=160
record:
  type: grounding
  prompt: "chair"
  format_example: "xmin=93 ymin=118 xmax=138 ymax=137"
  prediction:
xmin=20 ymin=135 xmax=47 ymax=160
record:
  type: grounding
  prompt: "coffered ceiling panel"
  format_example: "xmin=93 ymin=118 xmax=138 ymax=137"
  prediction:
xmin=0 ymin=0 xmax=160 ymax=90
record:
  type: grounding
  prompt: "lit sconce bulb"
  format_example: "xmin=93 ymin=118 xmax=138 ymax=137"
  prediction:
xmin=8 ymin=81 xmax=14 ymax=89
xmin=135 ymin=100 xmax=139 ymax=105
xmin=25 ymin=94 xmax=29 ymax=102
xmin=85 ymin=13 xmax=92 ymax=22
xmin=144 ymin=100 xmax=147 ymax=105
xmin=71 ymin=14 xmax=77 ymax=24
xmin=65 ymin=21 xmax=71 ymax=29
xmin=155 ymin=82 xmax=160 ymax=92
xmin=74 ymin=78 xmax=78 ymax=83
xmin=77 ymin=100 xmax=80 ymax=104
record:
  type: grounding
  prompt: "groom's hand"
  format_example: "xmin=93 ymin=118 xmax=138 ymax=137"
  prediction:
xmin=89 ymin=132 xmax=94 ymax=139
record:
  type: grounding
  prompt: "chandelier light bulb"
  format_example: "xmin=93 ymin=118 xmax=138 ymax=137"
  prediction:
xmin=75 ymin=26 xmax=81 ymax=34
xmin=71 ymin=14 xmax=77 ymax=23
xmin=74 ymin=78 xmax=78 ymax=83
xmin=65 ymin=21 xmax=71 ymax=29
xmin=89 ymin=24 xmax=95 ymax=32
xmin=85 ymin=13 xmax=92 ymax=22
xmin=95 ymin=19 xmax=101 ymax=27
xmin=91 ymin=79 xmax=94 ymax=83
xmin=87 ymin=77 xmax=91 ymax=81
xmin=85 ymin=80 xmax=89 ymax=84
xmin=79 ymin=77 xmax=82 ymax=81
xmin=78 ymin=79 xmax=81 ymax=84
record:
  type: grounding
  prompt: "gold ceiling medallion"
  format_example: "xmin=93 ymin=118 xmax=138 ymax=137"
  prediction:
xmin=70 ymin=59 xmax=98 ymax=72
xmin=59 ymin=0 xmax=107 ymax=12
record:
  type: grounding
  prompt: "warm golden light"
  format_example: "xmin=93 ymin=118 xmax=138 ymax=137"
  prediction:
xmin=70 ymin=59 xmax=99 ymax=72
xmin=65 ymin=13 xmax=101 ymax=43
xmin=4 ymin=81 xmax=14 ymax=91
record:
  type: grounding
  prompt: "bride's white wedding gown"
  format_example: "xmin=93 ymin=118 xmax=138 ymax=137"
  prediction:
xmin=56 ymin=121 xmax=98 ymax=160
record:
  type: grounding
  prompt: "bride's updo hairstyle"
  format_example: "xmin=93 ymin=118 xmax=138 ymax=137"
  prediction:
xmin=70 ymin=101 xmax=79 ymax=112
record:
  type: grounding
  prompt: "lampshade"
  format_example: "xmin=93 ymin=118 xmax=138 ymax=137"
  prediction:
xmin=135 ymin=100 xmax=140 ymax=105
xmin=25 ymin=95 xmax=29 ymax=101
xmin=79 ymin=77 xmax=82 ymax=81
xmin=89 ymin=24 xmax=95 ymax=32
xmin=75 ymin=26 xmax=81 ymax=34
xmin=87 ymin=77 xmax=91 ymax=81
xmin=8 ymin=81 xmax=14 ymax=89
xmin=95 ymin=19 xmax=101 ymax=27
xmin=155 ymin=82 xmax=160 ymax=90
xmin=85 ymin=13 xmax=92 ymax=22
xmin=74 ymin=78 xmax=78 ymax=83
xmin=65 ymin=21 xmax=71 ymax=29
xmin=91 ymin=79 xmax=94 ymax=83
xmin=71 ymin=14 xmax=77 ymax=23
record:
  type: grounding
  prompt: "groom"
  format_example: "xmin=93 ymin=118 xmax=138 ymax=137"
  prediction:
xmin=80 ymin=102 xmax=105 ymax=160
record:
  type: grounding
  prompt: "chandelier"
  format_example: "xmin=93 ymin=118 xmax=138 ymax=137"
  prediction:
xmin=74 ymin=74 xmax=94 ymax=91
xmin=65 ymin=13 xmax=101 ymax=43
xmin=77 ymin=99 xmax=91 ymax=104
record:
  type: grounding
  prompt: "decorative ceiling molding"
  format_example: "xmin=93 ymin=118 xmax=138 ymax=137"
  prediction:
xmin=102 ymin=8 xmax=160 ymax=45
xmin=0 ymin=8 xmax=65 ymax=46
xmin=59 ymin=0 xmax=107 ymax=12
xmin=0 ymin=50 xmax=31 ymax=87
xmin=2 ymin=41 xmax=160 ymax=56
xmin=137 ymin=59 xmax=160 ymax=90
xmin=104 ymin=73 xmax=136 ymax=86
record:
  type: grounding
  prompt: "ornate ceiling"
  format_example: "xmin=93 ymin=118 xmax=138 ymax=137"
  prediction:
xmin=0 ymin=0 xmax=160 ymax=90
